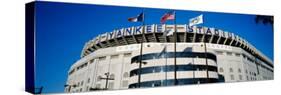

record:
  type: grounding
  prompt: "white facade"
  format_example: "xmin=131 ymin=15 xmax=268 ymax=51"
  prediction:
xmin=65 ymin=24 xmax=273 ymax=93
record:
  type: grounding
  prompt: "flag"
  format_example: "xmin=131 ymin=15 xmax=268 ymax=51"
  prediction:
xmin=160 ymin=11 xmax=175 ymax=24
xmin=189 ymin=14 xmax=203 ymax=26
xmin=128 ymin=12 xmax=144 ymax=22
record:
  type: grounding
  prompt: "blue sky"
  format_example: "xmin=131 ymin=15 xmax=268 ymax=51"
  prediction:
xmin=34 ymin=1 xmax=273 ymax=93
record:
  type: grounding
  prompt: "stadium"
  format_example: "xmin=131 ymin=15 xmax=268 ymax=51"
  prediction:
xmin=65 ymin=24 xmax=273 ymax=93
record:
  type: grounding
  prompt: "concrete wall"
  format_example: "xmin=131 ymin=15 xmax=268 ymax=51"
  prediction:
xmin=65 ymin=43 xmax=273 ymax=93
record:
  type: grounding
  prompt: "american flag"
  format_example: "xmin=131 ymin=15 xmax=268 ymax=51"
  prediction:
xmin=160 ymin=11 xmax=175 ymax=24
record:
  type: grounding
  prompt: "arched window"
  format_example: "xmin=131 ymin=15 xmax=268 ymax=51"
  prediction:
xmin=97 ymin=76 xmax=102 ymax=81
xmin=239 ymin=75 xmax=243 ymax=80
xmin=87 ymin=78 xmax=90 ymax=83
xmin=123 ymin=72 xmax=129 ymax=78
xmin=77 ymin=82 xmax=80 ymax=86
xmin=110 ymin=74 xmax=115 ymax=79
xmin=219 ymin=68 xmax=224 ymax=72
xmin=81 ymin=81 xmax=84 ymax=86
xmin=229 ymin=68 xmax=233 ymax=73
xmin=122 ymin=80 xmax=128 ymax=87
xmin=230 ymin=74 xmax=234 ymax=80
xmin=238 ymin=68 xmax=241 ymax=73
xmin=108 ymin=82 xmax=114 ymax=89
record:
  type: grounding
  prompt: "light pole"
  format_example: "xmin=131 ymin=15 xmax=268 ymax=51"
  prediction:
xmin=99 ymin=72 xmax=114 ymax=90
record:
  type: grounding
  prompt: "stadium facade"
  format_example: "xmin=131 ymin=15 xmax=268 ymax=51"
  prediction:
xmin=65 ymin=24 xmax=273 ymax=93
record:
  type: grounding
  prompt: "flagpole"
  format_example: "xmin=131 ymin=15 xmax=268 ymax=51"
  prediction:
xmin=164 ymin=23 xmax=167 ymax=86
xmin=164 ymin=44 xmax=167 ymax=86
xmin=201 ymin=14 xmax=210 ymax=83
xmin=173 ymin=11 xmax=178 ymax=85
xmin=138 ymin=9 xmax=145 ymax=88
xmin=161 ymin=11 xmax=169 ymax=86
